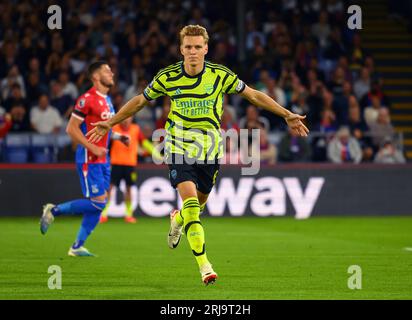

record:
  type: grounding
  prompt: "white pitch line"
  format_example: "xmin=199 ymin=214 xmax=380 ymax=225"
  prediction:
xmin=404 ymin=247 xmax=412 ymax=252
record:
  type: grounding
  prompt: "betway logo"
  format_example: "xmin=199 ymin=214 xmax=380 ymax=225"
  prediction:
xmin=107 ymin=176 xmax=325 ymax=219
xmin=175 ymin=99 xmax=214 ymax=109
xmin=207 ymin=177 xmax=325 ymax=219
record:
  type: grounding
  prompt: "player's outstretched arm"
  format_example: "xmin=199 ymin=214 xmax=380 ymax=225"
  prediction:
xmin=239 ymin=85 xmax=309 ymax=137
xmin=87 ymin=94 xmax=149 ymax=143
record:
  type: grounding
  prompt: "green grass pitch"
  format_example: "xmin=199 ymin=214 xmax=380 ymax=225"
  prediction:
xmin=0 ymin=216 xmax=411 ymax=299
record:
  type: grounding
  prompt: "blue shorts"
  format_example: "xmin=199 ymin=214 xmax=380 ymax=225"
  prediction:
xmin=76 ymin=163 xmax=111 ymax=198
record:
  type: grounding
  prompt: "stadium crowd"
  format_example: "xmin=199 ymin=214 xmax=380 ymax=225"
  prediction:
xmin=0 ymin=0 xmax=406 ymax=164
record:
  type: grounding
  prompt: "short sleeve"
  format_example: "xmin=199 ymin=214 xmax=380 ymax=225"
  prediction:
xmin=223 ymin=71 xmax=246 ymax=95
xmin=143 ymin=77 xmax=166 ymax=101
xmin=72 ymin=96 xmax=90 ymax=121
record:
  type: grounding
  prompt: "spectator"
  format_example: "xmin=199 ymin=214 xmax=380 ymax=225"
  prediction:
xmin=336 ymin=55 xmax=353 ymax=83
xmin=347 ymin=97 xmax=368 ymax=132
xmin=290 ymin=91 xmax=310 ymax=118
xmin=324 ymin=26 xmax=346 ymax=60
xmin=311 ymin=10 xmax=331 ymax=49
xmin=327 ymin=126 xmax=362 ymax=163
xmin=328 ymin=66 xmax=346 ymax=96
xmin=254 ymin=69 xmax=271 ymax=91
xmin=45 ymin=52 xmax=62 ymax=80
xmin=129 ymin=54 xmax=145 ymax=88
xmin=121 ymin=34 xmax=140 ymax=69
xmin=3 ymin=83 xmax=28 ymax=112
xmin=189 ymin=7 xmax=211 ymax=30
xmin=1 ymin=65 xmax=26 ymax=100
xmin=0 ymin=41 xmax=18 ymax=78
xmin=246 ymin=20 xmax=266 ymax=51
xmin=30 ymin=94 xmax=63 ymax=134
xmin=124 ymin=79 xmax=140 ymax=102
xmin=278 ymin=127 xmax=312 ymax=162
xmin=360 ymin=79 xmax=390 ymax=109
xmin=112 ymin=92 xmax=124 ymax=112
xmin=346 ymin=97 xmax=374 ymax=162
xmin=26 ymin=57 xmax=46 ymax=83
xmin=239 ymin=105 xmax=270 ymax=133
xmin=212 ymin=41 xmax=229 ymax=65
xmin=259 ymin=76 xmax=287 ymax=129
xmin=138 ymin=21 xmax=168 ymax=52
xmin=333 ymin=81 xmax=352 ymax=125
xmin=315 ymin=90 xmax=339 ymax=132
xmin=58 ymin=71 xmax=78 ymax=101
xmin=25 ymin=72 xmax=48 ymax=104
xmin=374 ymin=138 xmax=406 ymax=164
xmin=96 ymin=32 xmax=120 ymax=58
xmin=306 ymin=79 xmax=324 ymax=127
xmin=310 ymin=105 xmax=338 ymax=161
xmin=349 ymin=33 xmax=367 ymax=72
xmin=369 ymin=107 xmax=395 ymax=149
xmin=50 ymin=81 xmax=74 ymax=119
xmin=327 ymin=0 xmax=345 ymax=16
xmin=354 ymin=67 xmax=371 ymax=101
xmin=9 ymin=102 xmax=31 ymax=132
xmin=363 ymin=56 xmax=381 ymax=82
xmin=364 ymin=95 xmax=386 ymax=127
xmin=70 ymin=49 xmax=89 ymax=76
xmin=260 ymin=76 xmax=286 ymax=107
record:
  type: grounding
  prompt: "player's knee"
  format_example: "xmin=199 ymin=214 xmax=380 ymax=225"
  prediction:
xmin=90 ymin=198 xmax=107 ymax=212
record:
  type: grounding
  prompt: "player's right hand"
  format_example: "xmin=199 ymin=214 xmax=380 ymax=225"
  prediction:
xmin=89 ymin=145 xmax=107 ymax=157
xmin=86 ymin=121 xmax=111 ymax=143
xmin=285 ymin=113 xmax=309 ymax=137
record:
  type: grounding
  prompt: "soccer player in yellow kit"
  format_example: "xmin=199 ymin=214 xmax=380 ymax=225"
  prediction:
xmin=87 ymin=25 xmax=309 ymax=285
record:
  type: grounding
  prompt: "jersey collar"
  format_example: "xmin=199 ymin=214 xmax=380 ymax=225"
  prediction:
xmin=181 ymin=61 xmax=205 ymax=79
xmin=95 ymin=90 xmax=107 ymax=98
xmin=90 ymin=86 xmax=108 ymax=98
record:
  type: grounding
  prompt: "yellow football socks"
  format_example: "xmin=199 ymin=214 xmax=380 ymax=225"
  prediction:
xmin=181 ymin=197 xmax=209 ymax=267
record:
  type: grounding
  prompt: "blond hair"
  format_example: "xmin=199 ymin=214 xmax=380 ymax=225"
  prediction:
xmin=179 ymin=25 xmax=209 ymax=44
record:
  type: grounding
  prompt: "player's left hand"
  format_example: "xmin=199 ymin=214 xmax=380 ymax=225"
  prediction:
xmin=87 ymin=121 xmax=111 ymax=143
xmin=285 ymin=113 xmax=309 ymax=137
xmin=120 ymin=134 xmax=130 ymax=147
